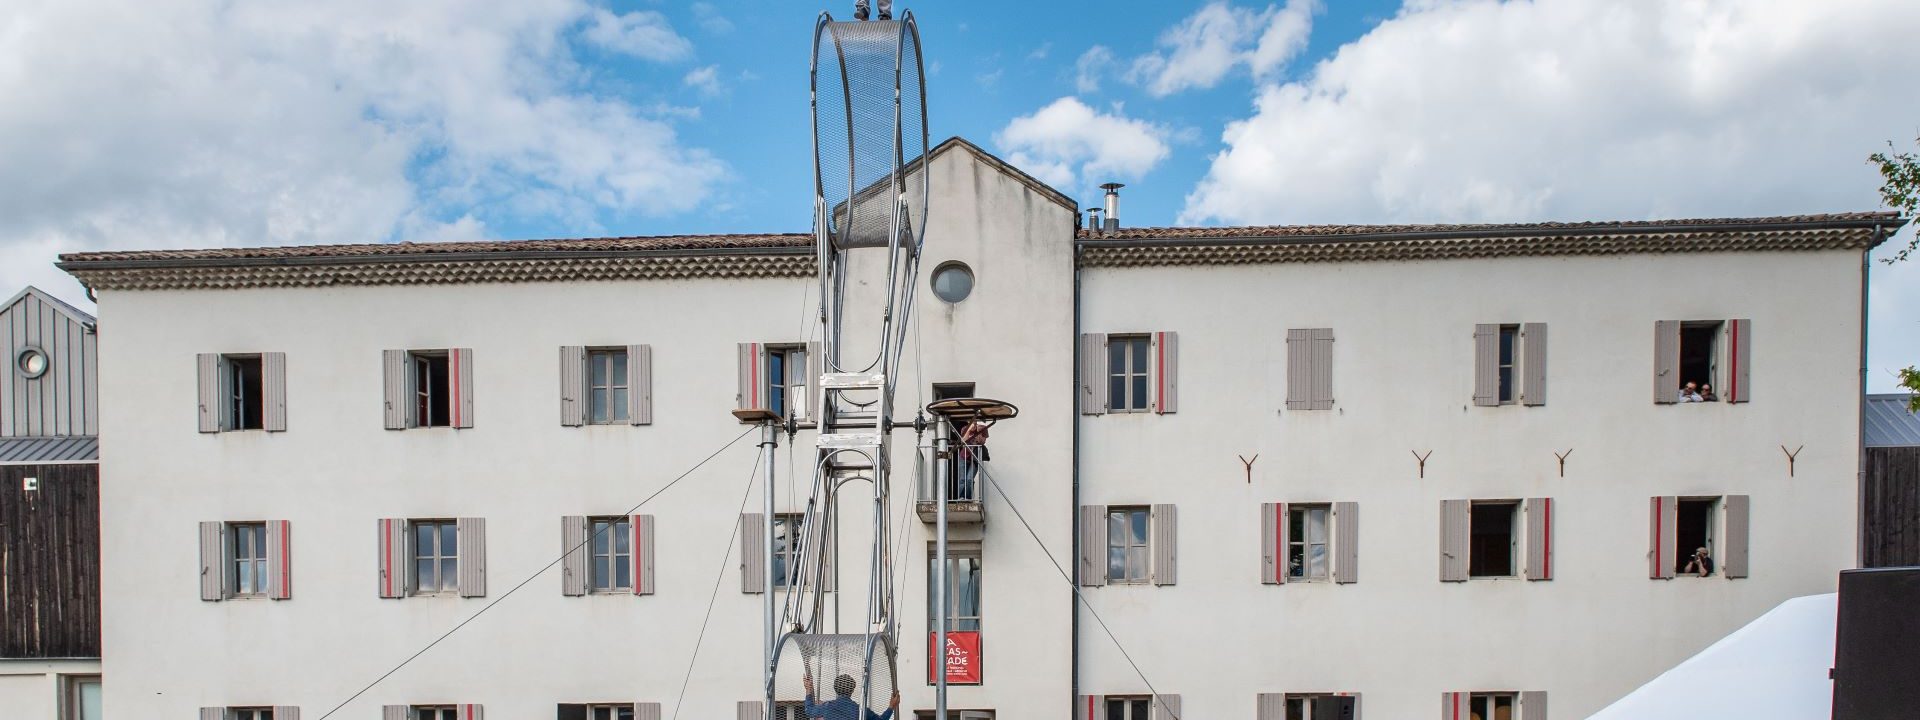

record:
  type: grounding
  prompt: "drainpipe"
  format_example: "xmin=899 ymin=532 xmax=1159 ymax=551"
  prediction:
xmin=1070 ymin=218 xmax=1084 ymax=717
xmin=1857 ymin=225 xmax=1881 ymax=567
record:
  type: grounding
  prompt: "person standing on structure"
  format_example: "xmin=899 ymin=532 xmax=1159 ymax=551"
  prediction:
xmin=803 ymin=674 xmax=900 ymax=720
xmin=854 ymin=0 xmax=891 ymax=20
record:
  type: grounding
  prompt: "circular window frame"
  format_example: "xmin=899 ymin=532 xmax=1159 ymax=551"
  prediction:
xmin=929 ymin=261 xmax=975 ymax=304
xmin=16 ymin=346 xmax=49 ymax=380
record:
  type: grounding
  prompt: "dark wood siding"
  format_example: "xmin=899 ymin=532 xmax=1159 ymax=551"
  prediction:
xmin=1864 ymin=446 xmax=1920 ymax=569
xmin=0 ymin=463 xmax=100 ymax=658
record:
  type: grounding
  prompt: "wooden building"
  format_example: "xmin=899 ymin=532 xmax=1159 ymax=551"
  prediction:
xmin=1863 ymin=393 xmax=1920 ymax=568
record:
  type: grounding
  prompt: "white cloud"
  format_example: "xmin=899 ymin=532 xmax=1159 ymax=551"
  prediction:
xmin=976 ymin=69 xmax=1004 ymax=89
xmin=995 ymin=97 xmax=1171 ymax=192
xmin=0 ymin=0 xmax=726 ymax=307
xmin=582 ymin=8 xmax=694 ymax=62
xmin=1028 ymin=43 xmax=1052 ymax=61
xmin=690 ymin=2 xmax=733 ymax=34
xmin=1075 ymin=46 xmax=1114 ymax=94
xmin=1127 ymin=0 xmax=1319 ymax=97
xmin=1176 ymin=0 xmax=1920 ymax=391
xmin=684 ymin=65 xmax=723 ymax=96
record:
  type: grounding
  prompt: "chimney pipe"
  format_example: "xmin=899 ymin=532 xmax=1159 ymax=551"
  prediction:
xmin=1100 ymin=182 xmax=1124 ymax=232
xmin=1086 ymin=208 xmax=1104 ymax=234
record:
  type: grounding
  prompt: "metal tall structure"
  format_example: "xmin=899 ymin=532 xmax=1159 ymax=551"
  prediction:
xmin=759 ymin=9 xmax=929 ymax=720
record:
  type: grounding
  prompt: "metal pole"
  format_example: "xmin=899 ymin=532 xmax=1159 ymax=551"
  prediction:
xmin=934 ymin=422 xmax=949 ymax=720
xmin=762 ymin=419 xmax=779 ymax=720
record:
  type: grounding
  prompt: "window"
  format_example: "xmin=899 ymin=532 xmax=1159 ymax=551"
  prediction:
xmin=930 ymin=261 xmax=975 ymax=303
xmin=1676 ymin=498 xmax=1718 ymax=577
xmin=1106 ymin=336 xmax=1150 ymax=412
xmin=16 ymin=345 xmax=48 ymax=379
xmin=412 ymin=352 xmax=452 ymax=427
xmin=1105 ymin=696 xmax=1152 ymax=720
xmin=589 ymin=705 xmax=635 ymax=720
xmin=1288 ymin=504 xmax=1330 ymax=581
xmin=413 ymin=707 xmax=459 ymax=720
xmin=587 ymin=349 xmax=630 ymax=424
xmin=62 ymin=676 xmax=100 ymax=720
xmin=1466 ymin=693 xmax=1516 ymax=720
xmin=771 ymin=513 xmax=805 ymax=589
xmin=1678 ymin=321 xmax=1722 ymax=397
xmin=1283 ymin=694 xmax=1331 ymax=720
xmin=767 ymin=346 xmax=809 ymax=421
xmin=591 ymin=517 xmax=633 ymax=592
xmin=1468 ymin=501 xmax=1518 ymax=578
xmin=1106 ymin=507 xmax=1150 ymax=583
xmin=230 ymin=710 xmax=275 ymax=720
xmin=1496 ymin=325 xmax=1518 ymax=404
xmin=230 ymin=522 xmax=269 ymax=597
xmin=222 ymin=355 xmax=264 ymax=430
xmin=412 ymin=521 xmax=459 ymax=595
xmin=914 ymin=712 xmax=995 ymax=720
xmin=928 ymin=544 xmax=982 ymax=632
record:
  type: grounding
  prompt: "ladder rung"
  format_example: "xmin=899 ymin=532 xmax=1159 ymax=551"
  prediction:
xmin=817 ymin=433 xmax=883 ymax=449
xmin=822 ymin=372 xmax=886 ymax=389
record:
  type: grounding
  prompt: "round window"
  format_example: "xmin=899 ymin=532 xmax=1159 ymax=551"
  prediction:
xmin=16 ymin=347 xmax=48 ymax=379
xmin=930 ymin=262 xmax=974 ymax=303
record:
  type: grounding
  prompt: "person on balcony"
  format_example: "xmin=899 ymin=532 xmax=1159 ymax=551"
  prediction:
xmin=954 ymin=420 xmax=990 ymax=500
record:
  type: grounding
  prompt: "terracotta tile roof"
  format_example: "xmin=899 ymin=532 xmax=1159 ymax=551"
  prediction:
xmin=1078 ymin=212 xmax=1902 ymax=241
xmin=57 ymin=233 xmax=810 ymax=264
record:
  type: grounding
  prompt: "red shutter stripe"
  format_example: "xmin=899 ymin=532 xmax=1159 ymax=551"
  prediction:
xmin=1155 ymin=332 xmax=1165 ymax=413
xmin=1653 ymin=497 xmax=1664 ymax=577
xmin=1729 ymin=321 xmax=1741 ymax=401
xmin=281 ymin=520 xmax=292 ymax=598
xmin=1275 ymin=503 xmax=1286 ymax=583
xmin=1543 ymin=499 xmax=1553 ymax=580
xmin=632 ymin=516 xmax=644 ymax=596
xmin=380 ymin=519 xmax=392 ymax=597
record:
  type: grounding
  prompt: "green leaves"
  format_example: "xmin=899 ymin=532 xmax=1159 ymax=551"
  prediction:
xmin=1870 ymin=135 xmax=1920 ymax=263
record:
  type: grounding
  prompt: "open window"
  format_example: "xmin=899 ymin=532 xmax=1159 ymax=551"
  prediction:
xmin=1468 ymin=501 xmax=1518 ymax=578
xmin=1288 ymin=504 xmax=1331 ymax=581
xmin=1675 ymin=498 xmax=1718 ymax=577
xmin=1656 ymin=319 xmax=1750 ymax=403
xmin=411 ymin=351 xmax=451 ymax=427
xmin=1678 ymin=321 xmax=1721 ymax=399
xmin=198 ymin=352 xmax=286 ymax=432
xmin=224 ymin=355 xmax=264 ymax=430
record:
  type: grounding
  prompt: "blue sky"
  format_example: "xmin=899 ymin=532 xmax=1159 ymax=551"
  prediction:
xmin=3 ymin=0 xmax=1919 ymax=388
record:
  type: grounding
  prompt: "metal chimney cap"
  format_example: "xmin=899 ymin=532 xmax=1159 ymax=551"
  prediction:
xmin=1100 ymin=183 xmax=1125 ymax=192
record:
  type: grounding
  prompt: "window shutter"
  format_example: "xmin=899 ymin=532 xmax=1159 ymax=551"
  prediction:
xmin=737 ymin=343 xmax=766 ymax=413
xmin=267 ymin=519 xmax=293 ymax=600
xmin=1521 ymin=323 xmax=1547 ymax=406
xmin=458 ymin=704 xmax=484 ymax=720
xmin=261 ymin=352 xmax=288 ymax=432
xmin=1079 ymin=505 xmax=1107 ymax=587
xmin=1654 ymin=320 xmax=1680 ymax=404
xmin=629 ymin=344 xmax=653 ymax=425
xmin=1727 ymin=319 xmax=1752 ymax=403
xmin=1151 ymin=331 xmax=1178 ymax=414
xmin=1080 ymin=333 xmax=1108 ymax=415
xmin=1078 ymin=695 xmax=1104 ymax=720
xmin=1650 ymin=496 xmax=1678 ymax=579
xmin=1257 ymin=693 xmax=1284 ymax=720
xmin=450 ymin=348 xmax=474 ymax=428
xmin=561 ymin=515 xmax=588 ymax=596
xmin=1439 ymin=500 xmax=1469 ymax=582
xmin=1261 ymin=502 xmax=1286 ymax=585
xmin=200 ymin=708 xmax=226 ymax=720
xmin=1310 ymin=328 xmax=1334 ymax=410
xmin=1286 ymin=329 xmax=1311 ymax=410
xmin=1152 ymin=694 xmax=1181 ymax=720
xmin=1723 ymin=494 xmax=1751 ymax=578
xmin=1334 ymin=501 xmax=1359 ymax=584
xmin=1525 ymin=498 xmax=1553 ymax=581
xmin=1472 ymin=324 xmax=1499 ymax=407
xmin=736 ymin=701 xmax=762 ymax=720
xmin=558 ymin=705 xmax=587 ymax=720
xmin=378 ymin=518 xmax=407 ymax=598
xmin=275 ymin=708 xmax=300 ymax=720
xmin=199 ymin=521 xmax=227 ymax=601
xmin=197 ymin=353 xmax=221 ymax=432
xmin=1441 ymin=692 xmax=1466 ymax=720
xmin=741 ymin=513 xmax=764 ymax=594
xmin=1151 ymin=503 xmax=1178 ymax=586
xmin=383 ymin=350 xmax=408 ymax=429
xmin=1519 ymin=691 xmax=1547 ymax=720
xmin=559 ymin=346 xmax=585 ymax=426
xmin=382 ymin=706 xmax=409 ymax=720
xmin=634 ymin=703 xmax=662 ymax=720
xmin=633 ymin=514 xmax=656 ymax=595
xmin=457 ymin=517 xmax=486 ymax=597
xmin=804 ymin=341 xmax=823 ymax=423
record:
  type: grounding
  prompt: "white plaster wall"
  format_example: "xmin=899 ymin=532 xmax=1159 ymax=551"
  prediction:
xmin=0 ymin=659 xmax=101 ymax=719
xmin=1077 ymin=249 xmax=1866 ymax=719
xmin=93 ymin=147 xmax=1077 ymax=719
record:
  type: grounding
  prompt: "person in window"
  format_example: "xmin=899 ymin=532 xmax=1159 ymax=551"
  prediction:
xmin=1677 ymin=382 xmax=1702 ymax=403
xmin=1682 ymin=546 xmax=1715 ymax=577
xmin=803 ymin=674 xmax=899 ymax=720
xmin=853 ymin=0 xmax=891 ymax=20
xmin=1698 ymin=384 xmax=1718 ymax=402
xmin=954 ymin=420 xmax=990 ymax=500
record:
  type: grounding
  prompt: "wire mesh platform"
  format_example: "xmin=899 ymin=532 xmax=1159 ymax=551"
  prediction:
xmin=771 ymin=633 xmax=899 ymax=719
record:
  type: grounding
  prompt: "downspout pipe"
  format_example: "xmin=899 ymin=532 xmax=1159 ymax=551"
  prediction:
xmin=1857 ymin=225 xmax=1881 ymax=567
xmin=1070 ymin=218 xmax=1084 ymax=718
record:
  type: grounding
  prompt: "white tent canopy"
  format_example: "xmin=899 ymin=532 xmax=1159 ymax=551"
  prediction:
xmin=1588 ymin=593 xmax=1835 ymax=720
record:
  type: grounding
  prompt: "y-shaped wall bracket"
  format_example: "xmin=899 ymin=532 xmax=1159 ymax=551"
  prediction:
xmin=1412 ymin=450 xmax=1433 ymax=479
xmin=1781 ymin=445 xmax=1803 ymax=478
xmin=1553 ymin=448 xmax=1573 ymax=478
xmin=1238 ymin=454 xmax=1259 ymax=484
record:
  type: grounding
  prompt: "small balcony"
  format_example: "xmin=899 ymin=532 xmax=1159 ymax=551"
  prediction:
xmin=916 ymin=443 xmax=985 ymax=525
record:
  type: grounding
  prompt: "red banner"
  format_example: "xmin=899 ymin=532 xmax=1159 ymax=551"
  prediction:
xmin=927 ymin=630 xmax=982 ymax=685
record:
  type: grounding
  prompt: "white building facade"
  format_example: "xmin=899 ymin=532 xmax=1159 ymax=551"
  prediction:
xmin=58 ymin=139 xmax=1900 ymax=720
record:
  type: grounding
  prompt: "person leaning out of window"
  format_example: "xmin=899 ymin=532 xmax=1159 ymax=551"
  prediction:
xmin=1682 ymin=547 xmax=1715 ymax=577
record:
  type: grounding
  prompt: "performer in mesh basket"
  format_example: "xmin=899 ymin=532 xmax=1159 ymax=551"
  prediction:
xmin=803 ymin=674 xmax=901 ymax=720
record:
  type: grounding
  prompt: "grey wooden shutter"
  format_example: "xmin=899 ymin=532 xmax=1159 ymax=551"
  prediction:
xmin=629 ymin=344 xmax=653 ymax=425
xmin=1079 ymin=505 xmax=1107 ymax=586
xmin=804 ymin=341 xmax=823 ymax=423
xmin=383 ymin=349 xmax=408 ymax=429
xmin=737 ymin=343 xmax=766 ymax=413
xmin=450 ymin=347 xmax=474 ymax=428
xmin=634 ymin=514 xmax=656 ymax=595
xmin=458 ymin=704 xmax=483 ymax=720
xmin=1524 ymin=498 xmax=1553 ymax=581
xmin=1286 ymin=329 xmax=1311 ymax=409
xmin=197 ymin=353 xmax=221 ymax=432
xmin=199 ymin=521 xmax=227 ymax=601
xmin=1650 ymin=496 xmax=1678 ymax=579
xmin=1078 ymin=695 xmax=1104 ymax=720
xmin=1472 ymin=324 xmax=1499 ymax=406
xmin=634 ymin=703 xmax=662 ymax=720
xmin=1520 ymin=323 xmax=1547 ymax=406
xmin=1727 ymin=318 xmax=1752 ymax=403
xmin=1723 ymin=494 xmax=1751 ymax=578
xmin=1309 ymin=328 xmax=1334 ymax=409
xmin=1257 ymin=693 xmax=1284 ymax=720
xmin=267 ymin=519 xmax=292 ymax=599
xmin=1261 ymin=502 xmax=1286 ymax=584
xmin=1519 ymin=691 xmax=1547 ymax=720
xmin=1441 ymin=692 xmax=1465 ymax=720
xmin=1439 ymin=500 xmax=1469 ymax=582
xmin=200 ymin=709 xmax=226 ymax=720
xmin=1152 ymin=331 xmax=1178 ymax=414
xmin=1334 ymin=501 xmax=1359 ymax=584
xmin=382 ymin=706 xmax=409 ymax=720
xmin=1151 ymin=503 xmax=1177 ymax=586
xmin=263 ymin=352 xmax=288 ymax=431
xmin=741 ymin=513 xmax=764 ymax=593
xmin=558 ymin=705 xmax=588 ymax=720
xmin=457 ymin=517 xmax=486 ymax=597
xmin=561 ymin=515 xmax=588 ymax=596
xmin=378 ymin=518 xmax=408 ymax=598
xmin=273 ymin=708 xmax=300 ymax=720
xmin=736 ymin=701 xmax=762 ymax=720
xmin=1654 ymin=320 xmax=1680 ymax=403
xmin=1153 ymin=694 xmax=1181 ymax=720
xmin=1080 ymin=333 xmax=1108 ymax=415
xmin=559 ymin=346 xmax=585 ymax=426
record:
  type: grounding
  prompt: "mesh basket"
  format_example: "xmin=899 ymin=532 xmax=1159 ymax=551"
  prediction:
xmin=813 ymin=18 xmax=929 ymax=251
xmin=769 ymin=633 xmax=899 ymax=720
